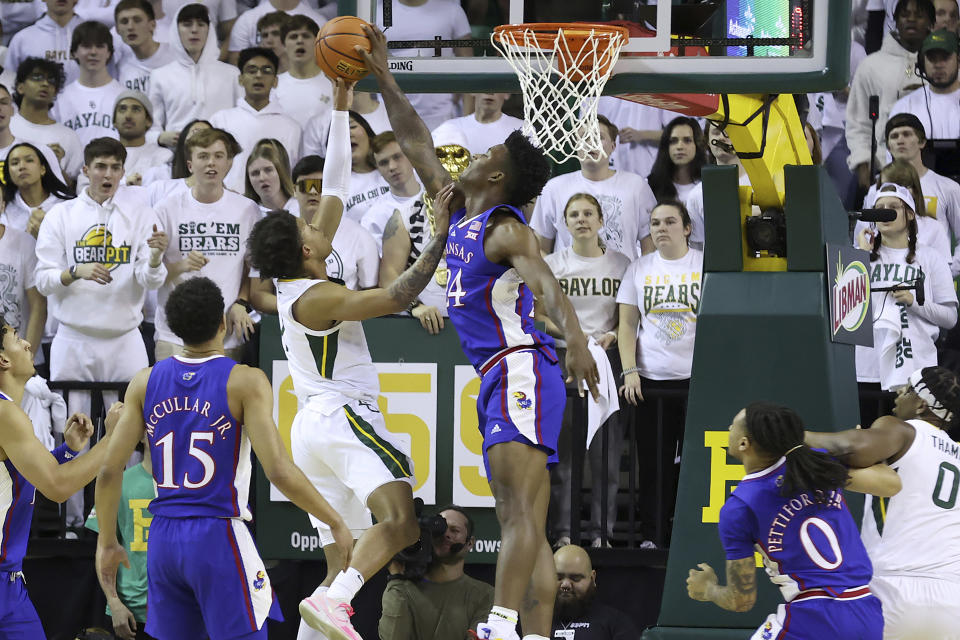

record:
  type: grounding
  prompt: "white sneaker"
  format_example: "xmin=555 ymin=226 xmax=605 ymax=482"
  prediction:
xmin=552 ymin=535 xmax=571 ymax=550
xmin=299 ymin=591 xmax=363 ymax=640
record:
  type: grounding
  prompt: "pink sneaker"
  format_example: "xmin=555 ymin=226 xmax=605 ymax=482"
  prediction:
xmin=299 ymin=591 xmax=363 ymax=640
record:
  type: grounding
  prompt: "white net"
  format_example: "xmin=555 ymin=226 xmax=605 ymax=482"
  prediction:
xmin=491 ymin=24 xmax=628 ymax=164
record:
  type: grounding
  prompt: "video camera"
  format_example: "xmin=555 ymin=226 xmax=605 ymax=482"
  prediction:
xmin=389 ymin=499 xmax=455 ymax=581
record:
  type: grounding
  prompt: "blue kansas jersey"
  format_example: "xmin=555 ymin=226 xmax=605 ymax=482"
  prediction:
xmin=719 ymin=458 xmax=873 ymax=601
xmin=143 ymin=356 xmax=252 ymax=520
xmin=445 ymin=205 xmax=556 ymax=371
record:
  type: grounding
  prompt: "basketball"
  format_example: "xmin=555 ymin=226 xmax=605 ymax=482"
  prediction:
xmin=315 ymin=15 xmax=373 ymax=81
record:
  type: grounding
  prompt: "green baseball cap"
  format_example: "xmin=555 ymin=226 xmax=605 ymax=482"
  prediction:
xmin=922 ymin=29 xmax=960 ymax=56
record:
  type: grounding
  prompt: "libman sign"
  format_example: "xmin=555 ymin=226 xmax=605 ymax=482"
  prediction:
xmin=826 ymin=245 xmax=872 ymax=346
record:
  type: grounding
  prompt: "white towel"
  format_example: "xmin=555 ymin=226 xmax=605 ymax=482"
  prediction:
xmin=874 ymin=296 xmax=908 ymax=391
xmin=21 ymin=375 xmax=67 ymax=450
xmin=585 ymin=338 xmax=620 ymax=447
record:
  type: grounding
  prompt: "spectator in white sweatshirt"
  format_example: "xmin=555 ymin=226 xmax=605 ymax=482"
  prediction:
xmin=6 ymin=0 xmax=84 ymax=84
xmin=53 ymin=21 xmax=124 ymax=147
xmin=209 ymin=46 xmax=301 ymax=192
xmin=114 ymin=0 xmax=176 ymax=96
xmin=114 ymin=91 xmax=173 ymax=186
xmin=147 ymin=3 xmax=241 ymax=149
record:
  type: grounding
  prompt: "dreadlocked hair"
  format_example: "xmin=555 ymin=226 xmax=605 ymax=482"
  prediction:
xmin=502 ymin=130 xmax=552 ymax=207
xmin=870 ymin=184 xmax=919 ymax=264
xmin=913 ymin=366 xmax=960 ymax=436
xmin=744 ymin=402 xmax=849 ymax=503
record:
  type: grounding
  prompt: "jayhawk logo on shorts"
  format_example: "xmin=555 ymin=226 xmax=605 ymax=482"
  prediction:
xmin=513 ymin=391 xmax=532 ymax=410
xmin=761 ymin=621 xmax=774 ymax=640
xmin=73 ymin=224 xmax=132 ymax=271
xmin=253 ymin=570 xmax=266 ymax=591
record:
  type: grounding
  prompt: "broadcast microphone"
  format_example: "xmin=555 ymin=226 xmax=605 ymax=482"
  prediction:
xmin=916 ymin=268 xmax=925 ymax=306
xmin=850 ymin=209 xmax=897 ymax=222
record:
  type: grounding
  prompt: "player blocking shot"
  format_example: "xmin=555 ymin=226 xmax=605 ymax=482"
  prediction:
xmin=806 ymin=366 xmax=960 ymax=640
xmin=94 ymin=276 xmax=353 ymax=640
xmin=687 ymin=403 xmax=901 ymax=640
xmin=246 ymin=77 xmax=455 ymax=639
xmin=357 ymin=25 xmax=600 ymax=640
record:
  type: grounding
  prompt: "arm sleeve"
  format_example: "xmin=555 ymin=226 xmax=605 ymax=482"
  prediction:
xmin=717 ymin=496 xmax=757 ymax=560
xmin=321 ymin=110 xmax=351 ymax=205
xmin=34 ymin=208 xmax=69 ymax=297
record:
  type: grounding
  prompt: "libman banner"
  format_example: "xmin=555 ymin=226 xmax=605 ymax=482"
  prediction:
xmin=255 ymin=316 xmax=504 ymax=561
xmin=826 ymin=244 xmax=872 ymax=346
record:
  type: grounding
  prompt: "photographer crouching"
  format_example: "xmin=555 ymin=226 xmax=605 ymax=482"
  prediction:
xmin=379 ymin=505 xmax=494 ymax=640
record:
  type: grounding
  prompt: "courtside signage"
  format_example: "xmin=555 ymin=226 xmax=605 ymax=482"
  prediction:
xmin=827 ymin=245 xmax=872 ymax=346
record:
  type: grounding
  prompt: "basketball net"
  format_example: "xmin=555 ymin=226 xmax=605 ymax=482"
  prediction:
xmin=492 ymin=24 xmax=629 ymax=164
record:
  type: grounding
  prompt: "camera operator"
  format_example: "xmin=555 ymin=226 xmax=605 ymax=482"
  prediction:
xmin=379 ymin=505 xmax=494 ymax=640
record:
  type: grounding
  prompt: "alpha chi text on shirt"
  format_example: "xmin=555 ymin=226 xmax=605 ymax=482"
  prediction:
xmin=144 ymin=394 xmax=233 ymax=439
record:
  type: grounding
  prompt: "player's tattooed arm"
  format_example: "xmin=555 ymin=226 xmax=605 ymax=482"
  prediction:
xmin=687 ymin=558 xmax=756 ymax=612
xmin=357 ymin=24 xmax=453 ymax=198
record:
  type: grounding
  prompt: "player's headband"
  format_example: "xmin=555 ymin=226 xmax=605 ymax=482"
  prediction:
xmin=908 ymin=368 xmax=953 ymax=423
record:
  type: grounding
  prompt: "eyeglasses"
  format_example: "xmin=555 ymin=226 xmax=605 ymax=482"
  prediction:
xmin=297 ymin=178 xmax=321 ymax=194
xmin=27 ymin=72 xmax=55 ymax=85
xmin=243 ymin=65 xmax=277 ymax=76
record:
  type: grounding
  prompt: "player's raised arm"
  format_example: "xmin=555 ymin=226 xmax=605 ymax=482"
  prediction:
xmin=95 ymin=369 xmax=151 ymax=607
xmin=357 ymin=24 xmax=454 ymax=198
xmin=231 ymin=364 xmax=354 ymax=567
xmin=311 ymin=78 xmax=355 ymax=242
xmin=485 ymin=213 xmax=600 ymax=400
xmin=805 ymin=416 xmax=915 ymax=468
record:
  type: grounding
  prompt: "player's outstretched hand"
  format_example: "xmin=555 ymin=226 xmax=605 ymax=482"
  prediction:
xmin=357 ymin=24 xmax=388 ymax=78
xmin=105 ymin=401 xmax=124 ymax=437
xmin=686 ymin=562 xmax=718 ymax=602
xmin=432 ymin=181 xmax=458 ymax=235
xmin=330 ymin=519 xmax=354 ymax=569
xmin=412 ymin=304 xmax=444 ymax=335
xmin=564 ymin=340 xmax=600 ymax=401
xmin=332 ymin=77 xmax=355 ymax=111
xmin=64 ymin=412 xmax=95 ymax=451
xmin=618 ymin=372 xmax=644 ymax=406
xmin=108 ymin=599 xmax=138 ymax=640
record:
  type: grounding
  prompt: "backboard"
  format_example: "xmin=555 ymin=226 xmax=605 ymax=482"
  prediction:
xmin=346 ymin=0 xmax=850 ymax=95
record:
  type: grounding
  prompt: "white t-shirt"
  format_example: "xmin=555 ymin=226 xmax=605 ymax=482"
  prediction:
xmin=394 ymin=197 xmax=446 ymax=311
xmin=0 ymin=193 xmax=69 ymax=235
xmin=154 ymin=188 xmax=261 ymax=348
xmin=117 ymin=42 xmax=177 ymax=95
xmin=545 ymin=247 xmax=630 ymax=348
xmin=356 ymin=101 xmax=391 ymax=134
xmin=375 ymin=0 xmax=471 ymax=129
xmin=616 ymin=248 xmax=704 ymax=380
xmin=0 ymin=0 xmax=43 ymax=45
xmin=344 ymin=170 xmax=390 ymax=224
xmin=124 ymin=143 xmax=174 ymax=185
xmin=888 ymin=85 xmax=960 ymax=141
xmin=685 ymin=171 xmax=751 ymax=250
xmin=6 ymin=15 xmax=83 ymax=84
xmin=326 ymin=217 xmax=379 ymax=291
xmin=855 ymin=243 xmax=957 ymax=386
xmin=10 ymin=114 xmax=84 ymax=179
xmin=228 ymin=0 xmax=326 ymax=52
xmin=0 ymin=225 xmax=38 ymax=337
xmin=360 ymin=189 xmax=423 ymax=248
xmin=302 ymin=102 xmax=390 ymax=159
xmin=530 ymin=169 xmax=656 ymax=260
xmin=595 ymin=96 xmax=673 ymax=179
xmin=433 ymin=113 xmax=525 ymax=155
xmin=52 ymin=80 xmax=124 ymax=146
xmin=276 ymin=71 xmax=333 ymax=126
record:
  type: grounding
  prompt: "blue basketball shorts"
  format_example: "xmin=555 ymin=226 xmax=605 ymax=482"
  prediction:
xmin=477 ymin=348 xmax=565 ymax=480
xmin=145 ymin=516 xmax=282 ymax=640
xmin=751 ymin=590 xmax=883 ymax=640
xmin=0 ymin=571 xmax=44 ymax=639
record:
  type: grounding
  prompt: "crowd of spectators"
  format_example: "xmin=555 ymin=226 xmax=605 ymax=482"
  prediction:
xmin=2 ymin=0 xmax=960 ymax=636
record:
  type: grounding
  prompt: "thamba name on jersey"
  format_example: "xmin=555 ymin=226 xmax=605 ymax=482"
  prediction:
xmin=73 ymin=225 xmax=132 ymax=270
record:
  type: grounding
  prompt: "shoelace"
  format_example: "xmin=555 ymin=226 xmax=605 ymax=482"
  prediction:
xmin=335 ymin=602 xmax=356 ymax=619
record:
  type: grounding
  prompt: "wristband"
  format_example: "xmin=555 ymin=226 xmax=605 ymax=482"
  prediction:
xmin=620 ymin=367 xmax=642 ymax=379
xmin=234 ymin=298 xmax=253 ymax=313
xmin=69 ymin=265 xmax=78 ymax=280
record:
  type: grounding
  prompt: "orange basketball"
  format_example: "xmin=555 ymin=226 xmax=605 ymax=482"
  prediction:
xmin=315 ymin=15 xmax=373 ymax=81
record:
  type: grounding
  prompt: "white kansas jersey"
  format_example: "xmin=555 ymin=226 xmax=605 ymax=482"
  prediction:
xmin=862 ymin=419 xmax=960 ymax=580
xmin=276 ymin=277 xmax=379 ymax=412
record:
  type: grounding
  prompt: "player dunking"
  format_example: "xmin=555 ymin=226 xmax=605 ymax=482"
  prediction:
xmin=246 ymin=78 xmax=454 ymax=640
xmin=0 ymin=319 xmax=117 ymax=638
xmin=807 ymin=366 xmax=960 ymax=640
xmin=94 ymin=278 xmax=353 ymax=640
xmin=359 ymin=26 xmax=600 ymax=640
xmin=687 ymin=403 xmax=900 ymax=639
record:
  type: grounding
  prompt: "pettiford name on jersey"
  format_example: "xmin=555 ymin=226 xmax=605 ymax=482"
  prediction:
xmin=143 ymin=356 xmax=253 ymax=520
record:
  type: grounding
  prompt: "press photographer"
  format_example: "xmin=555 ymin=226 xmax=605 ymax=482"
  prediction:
xmin=379 ymin=505 xmax=494 ymax=640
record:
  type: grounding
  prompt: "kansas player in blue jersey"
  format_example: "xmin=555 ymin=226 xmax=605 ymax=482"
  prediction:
xmin=360 ymin=27 xmax=601 ymax=640
xmin=686 ymin=403 xmax=901 ymax=639
xmin=0 ymin=317 xmax=118 ymax=639
xmin=94 ymin=278 xmax=353 ymax=640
